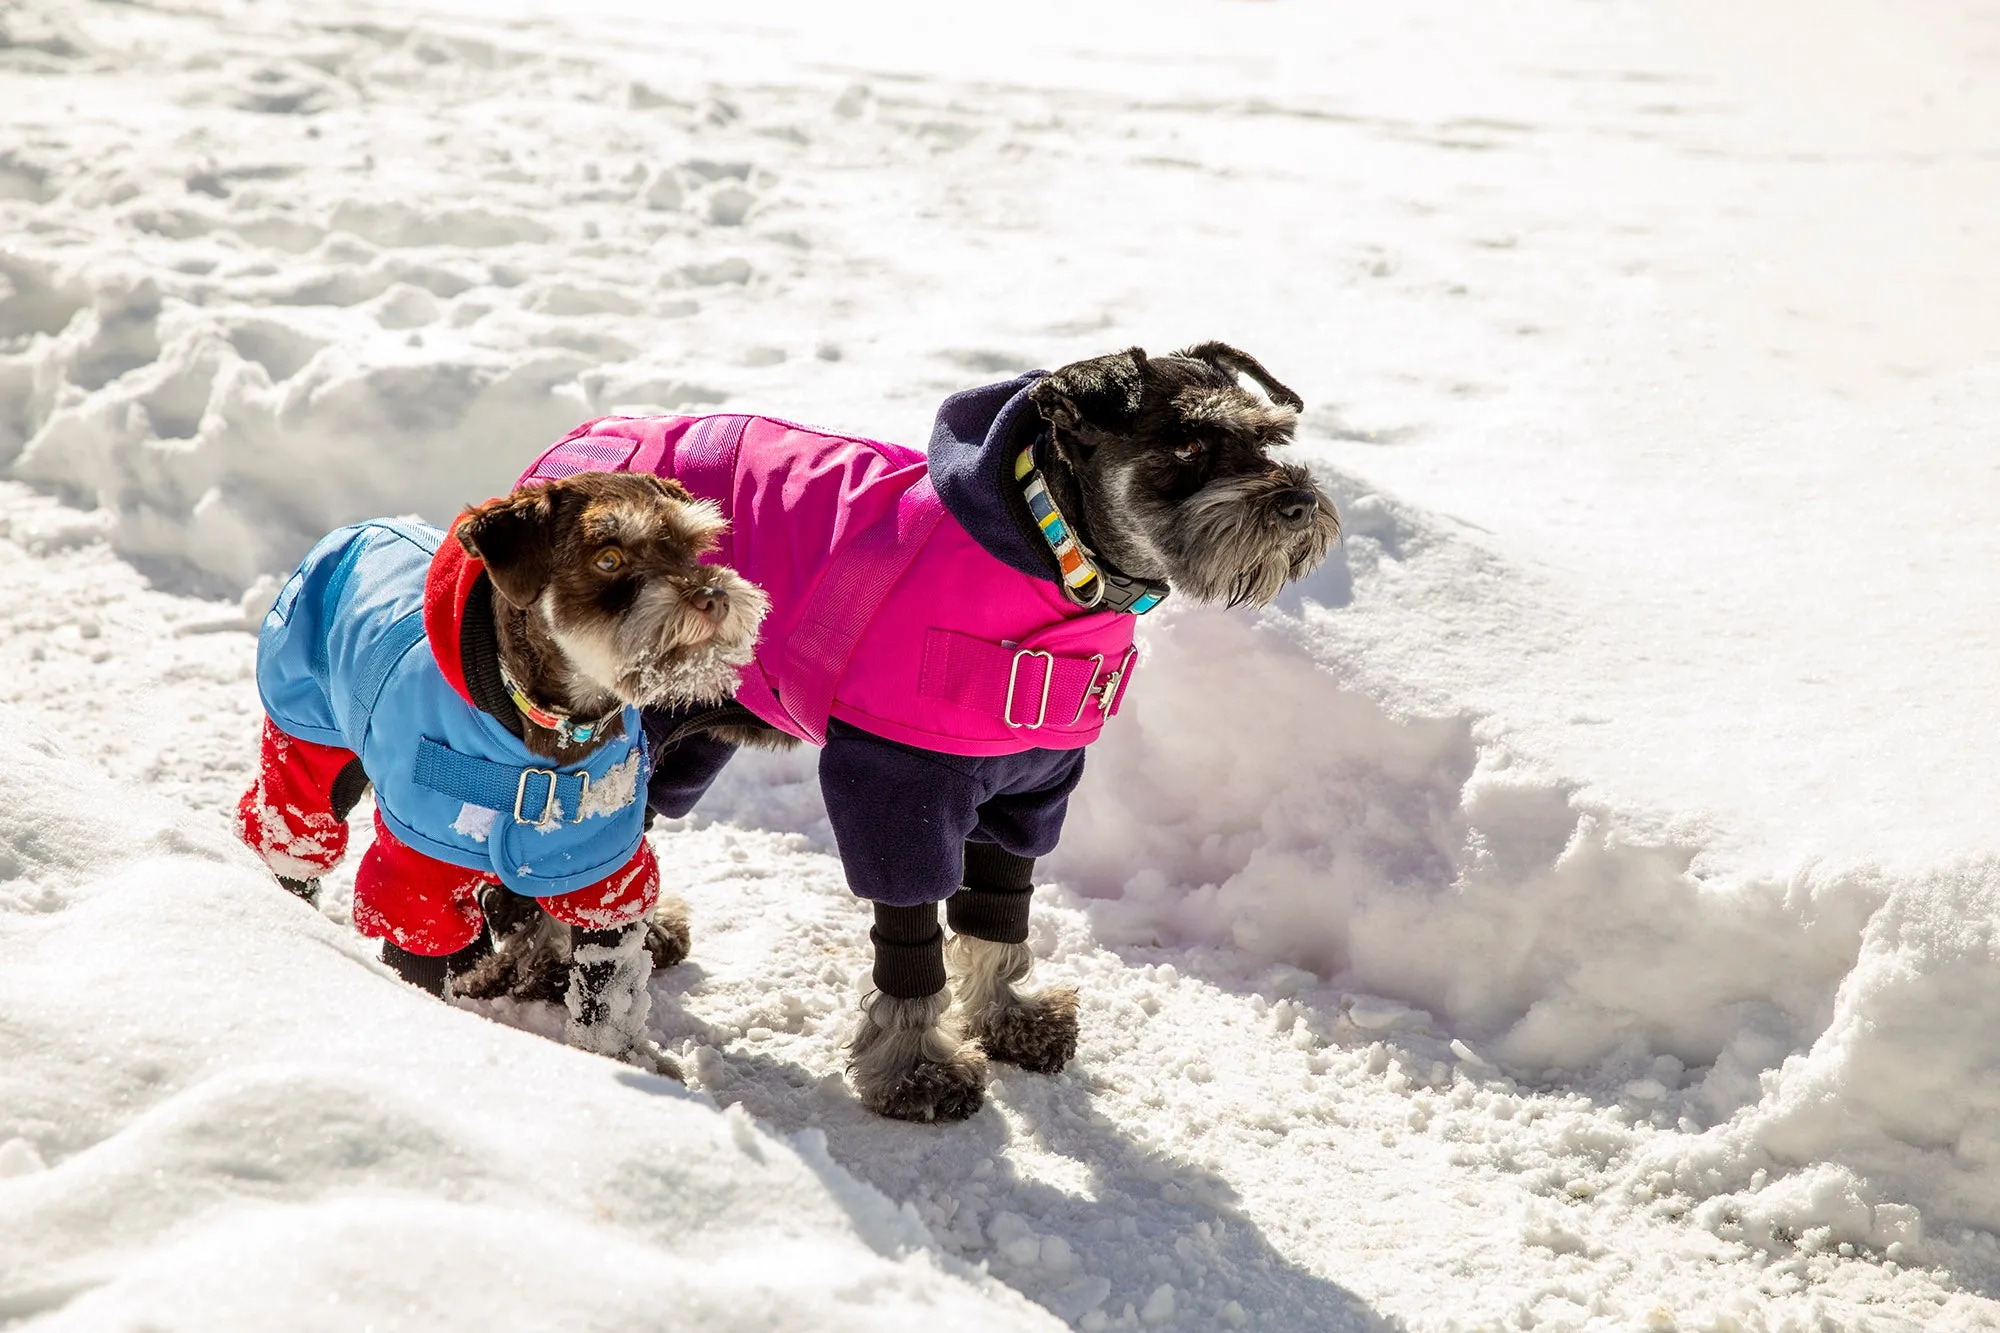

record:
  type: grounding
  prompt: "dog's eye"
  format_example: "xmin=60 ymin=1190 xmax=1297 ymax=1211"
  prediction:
xmin=1173 ymin=442 xmax=1204 ymax=463
xmin=593 ymin=547 xmax=626 ymax=574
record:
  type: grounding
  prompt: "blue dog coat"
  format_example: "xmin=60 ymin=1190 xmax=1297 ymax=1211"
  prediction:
xmin=256 ymin=519 xmax=649 ymax=897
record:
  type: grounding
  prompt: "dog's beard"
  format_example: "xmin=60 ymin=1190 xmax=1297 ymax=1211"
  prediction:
xmin=544 ymin=569 xmax=769 ymax=710
xmin=1162 ymin=468 xmax=1341 ymax=609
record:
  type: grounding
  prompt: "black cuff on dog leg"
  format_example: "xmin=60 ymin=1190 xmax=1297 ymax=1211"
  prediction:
xmin=870 ymin=902 xmax=946 ymax=998
xmin=946 ymin=887 xmax=1033 ymax=945
xmin=952 ymin=842 xmax=1035 ymax=943
xmin=329 ymin=759 xmax=370 ymax=822
xmin=276 ymin=875 xmax=322 ymax=907
xmin=962 ymin=841 xmax=1035 ymax=893
xmin=381 ymin=936 xmax=492 ymax=997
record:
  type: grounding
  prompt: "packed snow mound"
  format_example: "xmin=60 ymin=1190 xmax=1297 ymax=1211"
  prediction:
xmin=1058 ymin=482 xmax=2000 ymax=1251
xmin=0 ymin=728 xmax=1055 ymax=1331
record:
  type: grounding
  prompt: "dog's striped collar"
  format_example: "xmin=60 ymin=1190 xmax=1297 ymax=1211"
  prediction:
xmin=498 ymin=660 xmax=620 ymax=746
xmin=1016 ymin=441 xmax=1169 ymax=615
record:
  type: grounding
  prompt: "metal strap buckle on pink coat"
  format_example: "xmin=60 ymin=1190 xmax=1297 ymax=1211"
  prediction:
xmin=1101 ymin=646 xmax=1138 ymax=716
xmin=917 ymin=629 xmax=1129 ymax=733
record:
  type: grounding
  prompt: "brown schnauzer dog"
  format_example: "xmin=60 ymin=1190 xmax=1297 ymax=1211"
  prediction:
xmin=238 ymin=471 xmax=765 ymax=1071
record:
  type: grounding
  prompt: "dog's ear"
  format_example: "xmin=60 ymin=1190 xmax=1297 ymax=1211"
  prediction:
xmin=1177 ymin=341 xmax=1305 ymax=411
xmin=1030 ymin=348 xmax=1149 ymax=445
xmin=648 ymin=472 xmax=696 ymax=505
xmin=456 ymin=486 xmax=559 ymax=609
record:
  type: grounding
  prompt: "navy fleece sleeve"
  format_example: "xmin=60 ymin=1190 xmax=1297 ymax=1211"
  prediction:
xmin=642 ymin=707 xmax=740 ymax=819
xmin=819 ymin=727 xmax=984 ymax=907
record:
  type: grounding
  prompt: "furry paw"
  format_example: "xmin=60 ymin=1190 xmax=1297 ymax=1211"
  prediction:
xmin=860 ymin=1046 xmax=989 ymax=1123
xmin=644 ymin=897 xmax=692 ymax=971
xmin=450 ymin=921 xmax=568 ymax=1004
xmin=629 ymin=1038 xmax=683 ymax=1082
xmin=848 ymin=991 xmax=989 ymax=1122
xmin=970 ymin=985 xmax=1079 ymax=1075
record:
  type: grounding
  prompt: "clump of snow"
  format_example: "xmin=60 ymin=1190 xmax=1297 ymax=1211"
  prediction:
xmin=1643 ymin=862 xmax=2000 ymax=1246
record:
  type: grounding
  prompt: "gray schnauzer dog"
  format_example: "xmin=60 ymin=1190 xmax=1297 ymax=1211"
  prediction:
xmin=479 ymin=342 xmax=1339 ymax=1122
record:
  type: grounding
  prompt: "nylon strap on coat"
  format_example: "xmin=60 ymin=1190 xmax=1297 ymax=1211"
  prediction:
xmin=917 ymin=628 xmax=1133 ymax=732
xmin=342 ymin=521 xmax=445 ymax=732
xmin=410 ymin=737 xmax=593 ymax=826
xmin=778 ymin=478 xmax=945 ymax=745
xmin=669 ymin=415 xmax=947 ymax=745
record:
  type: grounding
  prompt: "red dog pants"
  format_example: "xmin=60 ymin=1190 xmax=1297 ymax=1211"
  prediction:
xmin=237 ymin=718 xmax=659 ymax=955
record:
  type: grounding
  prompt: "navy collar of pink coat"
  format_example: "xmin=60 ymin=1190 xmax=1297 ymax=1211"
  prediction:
xmin=926 ymin=372 xmax=1063 ymax=584
xmin=927 ymin=372 xmax=1169 ymax=614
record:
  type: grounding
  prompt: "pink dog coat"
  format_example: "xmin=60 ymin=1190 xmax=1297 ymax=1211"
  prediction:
xmin=520 ymin=413 xmax=1139 ymax=755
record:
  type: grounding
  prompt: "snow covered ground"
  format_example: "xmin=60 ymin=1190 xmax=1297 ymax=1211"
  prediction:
xmin=4 ymin=0 xmax=1999 ymax=1328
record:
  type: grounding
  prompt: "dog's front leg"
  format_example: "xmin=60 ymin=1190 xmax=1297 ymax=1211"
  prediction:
xmin=945 ymin=844 xmax=1079 ymax=1076
xmin=848 ymin=902 xmax=988 ymax=1122
xmin=566 ymin=923 xmax=680 ymax=1079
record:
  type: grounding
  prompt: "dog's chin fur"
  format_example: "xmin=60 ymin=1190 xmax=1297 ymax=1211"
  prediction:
xmin=1163 ymin=467 xmax=1342 ymax=608
xmin=544 ymin=567 xmax=768 ymax=710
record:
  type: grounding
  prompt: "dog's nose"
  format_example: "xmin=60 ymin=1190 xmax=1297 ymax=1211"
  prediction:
xmin=1274 ymin=488 xmax=1318 ymax=528
xmin=685 ymin=585 xmax=727 ymax=618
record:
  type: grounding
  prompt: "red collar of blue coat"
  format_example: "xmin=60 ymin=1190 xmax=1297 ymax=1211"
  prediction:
xmin=422 ymin=521 xmax=487 ymax=710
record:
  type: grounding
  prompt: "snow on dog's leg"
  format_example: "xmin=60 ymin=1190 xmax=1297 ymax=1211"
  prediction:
xmin=543 ymin=843 xmax=680 ymax=1078
xmin=946 ymin=845 xmax=1078 ymax=1075
xmin=235 ymin=717 xmax=369 ymax=907
xmin=848 ymin=901 xmax=988 ymax=1122
xmin=351 ymin=815 xmax=495 ymax=996
xmin=567 ymin=923 xmax=650 ymax=1052
xmin=565 ymin=923 xmax=679 ymax=1079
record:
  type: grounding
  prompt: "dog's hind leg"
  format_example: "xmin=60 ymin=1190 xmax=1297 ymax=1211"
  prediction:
xmin=946 ymin=844 xmax=1079 ymax=1076
xmin=847 ymin=902 xmax=988 ymax=1122
xmin=236 ymin=720 xmax=371 ymax=910
xmin=567 ymin=922 xmax=680 ymax=1080
xmin=451 ymin=886 xmax=570 ymax=1003
xmin=644 ymin=896 xmax=692 ymax=971
xmin=382 ymin=935 xmax=493 ymax=997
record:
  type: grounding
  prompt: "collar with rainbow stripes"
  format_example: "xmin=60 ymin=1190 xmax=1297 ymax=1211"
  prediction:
xmin=1016 ymin=441 xmax=1170 ymax=615
xmin=498 ymin=660 xmax=621 ymax=747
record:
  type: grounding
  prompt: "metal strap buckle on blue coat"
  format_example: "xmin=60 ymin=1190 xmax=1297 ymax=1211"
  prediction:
xmin=413 ymin=737 xmax=592 ymax=826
